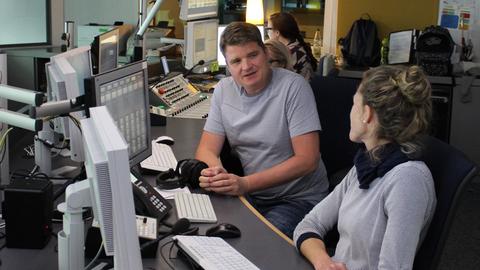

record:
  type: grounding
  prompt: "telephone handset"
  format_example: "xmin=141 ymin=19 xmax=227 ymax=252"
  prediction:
xmin=130 ymin=171 xmax=172 ymax=221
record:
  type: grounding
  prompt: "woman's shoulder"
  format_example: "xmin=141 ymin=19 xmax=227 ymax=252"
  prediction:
xmin=386 ymin=161 xmax=434 ymax=190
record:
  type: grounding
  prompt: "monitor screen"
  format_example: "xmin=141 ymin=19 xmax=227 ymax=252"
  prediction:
xmin=184 ymin=19 xmax=218 ymax=70
xmin=0 ymin=0 xmax=49 ymax=47
xmin=217 ymin=25 xmax=265 ymax=66
xmin=179 ymin=0 xmax=218 ymax=21
xmin=86 ymin=60 xmax=151 ymax=167
xmin=91 ymin=28 xmax=119 ymax=75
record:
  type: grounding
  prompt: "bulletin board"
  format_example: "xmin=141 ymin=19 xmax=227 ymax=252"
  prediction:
xmin=438 ymin=0 xmax=480 ymax=63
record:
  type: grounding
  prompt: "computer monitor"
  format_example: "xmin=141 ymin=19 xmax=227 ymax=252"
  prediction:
xmin=179 ymin=0 xmax=218 ymax=21
xmin=217 ymin=25 xmax=265 ymax=67
xmin=91 ymin=28 xmax=119 ymax=75
xmin=47 ymin=46 xmax=93 ymax=162
xmin=85 ymin=60 xmax=151 ymax=166
xmin=82 ymin=106 xmax=142 ymax=269
xmin=184 ymin=18 xmax=218 ymax=72
xmin=45 ymin=62 xmax=69 ymax=136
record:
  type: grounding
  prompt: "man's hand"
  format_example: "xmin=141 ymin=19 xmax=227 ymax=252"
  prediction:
xmin=199 ymin=166 xmax=250 ymax=195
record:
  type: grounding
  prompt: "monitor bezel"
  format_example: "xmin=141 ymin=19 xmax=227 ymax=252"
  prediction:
xmin=86 ymin=60 xmax=152 ymax=167
xmin=184 ymin=18 xmax=219 ymax=70
xmin=91 ymin=27 xmax=119 ymax=75
xmin=179 ymin=0 xmax=218 ymax=21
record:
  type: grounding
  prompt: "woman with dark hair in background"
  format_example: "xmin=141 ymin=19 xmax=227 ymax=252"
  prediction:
xmin=267 ymin=12 xmax=317 ymax=81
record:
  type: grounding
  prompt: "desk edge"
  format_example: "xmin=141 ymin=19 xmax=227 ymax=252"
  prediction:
xmin=238 ymin=195 xmax=294 ymax=246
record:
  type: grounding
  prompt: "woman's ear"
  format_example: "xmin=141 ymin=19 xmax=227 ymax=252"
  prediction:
xmin=363 ymin=104 xmax=374 ymax=124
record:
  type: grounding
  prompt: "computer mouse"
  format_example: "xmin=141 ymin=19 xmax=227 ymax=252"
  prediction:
xmin=155 ymin=135 xmax=174 ymax=146
xmin=205 ymin=223 xmax=241 ymax=239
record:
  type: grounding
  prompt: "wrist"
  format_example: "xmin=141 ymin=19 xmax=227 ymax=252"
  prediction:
xmin=240 ymin=176 xmax=251 ymax=194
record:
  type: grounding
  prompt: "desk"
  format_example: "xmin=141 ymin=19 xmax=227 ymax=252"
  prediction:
xmin=1 ymin=118 xmax=312 ymax=270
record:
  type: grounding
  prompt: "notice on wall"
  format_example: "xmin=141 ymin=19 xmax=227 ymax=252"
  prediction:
xmin=438 ymin=0 xmax=480 ymax=63
xmin=439 ymin=0 xmax=476 ymax=30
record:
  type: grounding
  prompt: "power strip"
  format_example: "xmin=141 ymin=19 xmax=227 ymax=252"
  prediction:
xmin=136 ymin=215 xmax=158 ymax=240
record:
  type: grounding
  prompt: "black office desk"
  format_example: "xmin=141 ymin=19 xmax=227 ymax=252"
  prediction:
xmin=1 ymin=118 xmax=313 ymax=270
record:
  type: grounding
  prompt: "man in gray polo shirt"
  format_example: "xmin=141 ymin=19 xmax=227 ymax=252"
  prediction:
xmin=195 ymin=22 xmax=329 ymax=238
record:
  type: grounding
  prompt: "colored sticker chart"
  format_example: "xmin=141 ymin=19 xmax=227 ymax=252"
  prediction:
xmin=438 ymin=0 xmax=478 ymax=30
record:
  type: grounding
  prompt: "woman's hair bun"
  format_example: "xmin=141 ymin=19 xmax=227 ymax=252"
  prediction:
xmin=398 ymin=66 xmax=431 ymax=106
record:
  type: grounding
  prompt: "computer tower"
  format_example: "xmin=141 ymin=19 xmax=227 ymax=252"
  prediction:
xmin=2 ymin=178 xmax=53 ymax=249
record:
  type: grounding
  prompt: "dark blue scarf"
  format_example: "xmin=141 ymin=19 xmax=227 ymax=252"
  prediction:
xmin=354 ymin=143 xmax=411 ymax=189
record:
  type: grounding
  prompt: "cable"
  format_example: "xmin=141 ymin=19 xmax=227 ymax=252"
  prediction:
xmin=52 ymin=166 xmax=85 ymax=201
xmin=11 ymin=172 xmax=74 ymax=181
xmin=68 ymin=115 xmax=82 ymax=133
xmin=35 ymin=136 xmax=70 ymax=150
xmin=0 ymin=142 xmax=7 ymax=165
xmin=0 ymin=128 xmax=13 ymax=164
xmin=159 ymin=240 xmax=175 ymax=269
xmin=32 ymin=172 xmax=50 ymax=181
xmin=84 ymin=241 xmax=104 ymax=270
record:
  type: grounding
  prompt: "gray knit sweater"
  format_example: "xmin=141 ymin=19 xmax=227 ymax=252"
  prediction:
xmin=293 ymin=161 xmax=436 ymax=270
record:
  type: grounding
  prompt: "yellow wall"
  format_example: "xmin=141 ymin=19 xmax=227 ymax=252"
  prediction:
xmin=337 ymin=0 xmax=440 ymax=41
xmin=150 ymin=0 xmax=184 ymax=38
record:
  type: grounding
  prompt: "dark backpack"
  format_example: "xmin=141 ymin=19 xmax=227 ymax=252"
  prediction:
xmin=339 ymin=17 xmax=381 ymax=68
xmin=415 ymin=25 xmax=455 ymax=76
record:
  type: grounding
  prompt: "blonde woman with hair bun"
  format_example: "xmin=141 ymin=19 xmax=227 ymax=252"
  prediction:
xmin=265 ymin=39 xmax=293 ymax=70
xmin=294 ymin=65 xmax=437 ymax=270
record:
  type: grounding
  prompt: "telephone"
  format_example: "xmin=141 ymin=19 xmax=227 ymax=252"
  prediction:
xmin=130 ymin=170 xmax=172 ymax=221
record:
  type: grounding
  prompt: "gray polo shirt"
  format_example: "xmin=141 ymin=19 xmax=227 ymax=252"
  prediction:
xmin=204 ymin=68 xmax=329 ymax=203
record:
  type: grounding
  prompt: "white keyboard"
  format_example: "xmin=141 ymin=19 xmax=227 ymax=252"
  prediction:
xmin=173 ymin=235 xmax=260 ymax=270
xmin=140 ymin=142 xmax=177 ymax=171
xmin=174 ymin=193 xmax=217 ymax=223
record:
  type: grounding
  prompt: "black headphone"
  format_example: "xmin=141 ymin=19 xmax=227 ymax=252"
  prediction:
xmin=156 ymin=159 xmax=208 ymax=190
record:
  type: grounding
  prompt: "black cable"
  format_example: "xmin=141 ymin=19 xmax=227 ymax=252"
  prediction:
xmin=52 ymin=166 xmax=86 ymax=201
xmin=68 ymin=115 xmax=82 ymax=134
xmin=11 ymin=172 xmax=74 ymax=181
xmin=9 ymin=168 xmax=33 ymax=182
xmin=35 ymin=136 xmax=71 ymax=150
xmin=169 ymin=241 xmax=198 ymax=270
xmin=159 ymin=240 xmax=175 ymax=269
xmin=32 ymin=172 xmax=50 ymax=181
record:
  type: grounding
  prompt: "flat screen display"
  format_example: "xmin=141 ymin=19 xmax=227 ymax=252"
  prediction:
xmin=0 ymin=0 xmax=50 ymax=47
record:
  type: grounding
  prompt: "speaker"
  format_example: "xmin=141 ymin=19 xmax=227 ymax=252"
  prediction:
xmin=156 ymin=159 xmax=208 ymax=189
xmin=2 ymin=179 xmax=53 ymax=249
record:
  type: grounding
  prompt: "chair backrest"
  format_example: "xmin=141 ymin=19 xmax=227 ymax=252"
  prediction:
xmin=310 ymin=75 xmax=360 ymax=182
xmin=414 ymin=136 xmax=479 ymax=270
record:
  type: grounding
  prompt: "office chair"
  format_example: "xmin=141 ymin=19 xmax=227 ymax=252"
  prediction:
xmin=310 ymin=75 xmax=360 ymax=190
xmin=220 ymin=138 xmax=244 ymax=177
xmin=413 ymin=135 xmax=479 ymax=270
